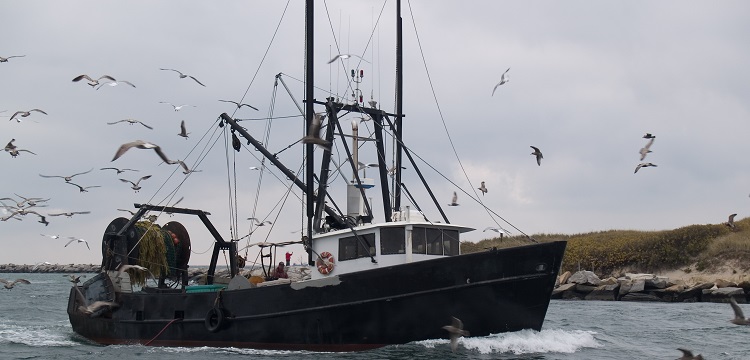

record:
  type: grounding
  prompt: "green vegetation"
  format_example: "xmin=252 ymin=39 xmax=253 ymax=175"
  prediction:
xmin=461 ymin=217 xmax=750 ymax=275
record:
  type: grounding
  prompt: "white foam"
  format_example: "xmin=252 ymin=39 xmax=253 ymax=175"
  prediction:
xmin=419 ymin=328 xmax=601 ymax=355
xmin=0 ymin=322 xmax=78 ymax=347
xmin=149 ymin=345 xmax=308 ymax=356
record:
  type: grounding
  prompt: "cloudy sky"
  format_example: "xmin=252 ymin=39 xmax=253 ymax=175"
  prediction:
xmin=2 ymin=1 xmax=749 ymax=266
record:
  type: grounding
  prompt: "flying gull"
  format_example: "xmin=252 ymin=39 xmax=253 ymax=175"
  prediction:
xmin=120 ymin=175 xmax=152 ymax=192
xmin=66 ymin=274 xmax=86 ymax=284
xmin=442 ymin=316 xmax=469 ymax=353
xmin=676 ymin=348 xmax=704 ymax=360
xmin=32 ymin=262 xmax=52 ymax=271
xmin=634 ymin=162 xmax=657 ymax=174
xmin=112 ymin=140 xmax=175 ymax=164
xmin=107 ymin=119 xmax=153 ymax=129
xmin=64 ymin=237 xmax=90 ymax=250
xmin=6 ymin=148 xmax=36 ymax=158
xmin=78 ymin=301 xmax=119 ymax=316
xmin=327 ymin=54 xmax=369 ymax=64
xmin=491 ymin=67 xmax=510 ymax=96
xmin=39 ymin=168 xmax=93 ymax=182
xmin=639 ymin=138 xmax=655 ymax=161
xmin=218 ymin=99 xmax=259 ymax=111
xmin=247 ymin=217 xmax=272 ymax=226
xmin=41 ymin=234 xmax=62 ymax=239
xmin=0 ymin=278 xmax=31 ymax=290
xmin=301 ymin=113 xmax=331 ymax=152
xmin=72 ymin=74 xmax=116 ymax=87
xmin=178 ymin=120 xmax=189 ymax=139
xmin=530 ymin=146 xmax=543 ymax=166
xmin=729 ymin=297 xmax=750 ymax=325
xmin=159 ymin=68 xmax=205 ymax=86
xmin=159 ymin=102 xmax=196 ymax=111
xmin=117 ymin=208 xmax=136 ymax=215
xmin=643 ymin=133 xmax=655 ymax=139
xmin=725 ymin=213 xmax=737 ymax=229
xmin=483 ymin=227 xmax=505 ymax=234
xmin=95 ymin=80 xmax=136 ymax=90
xmin=66 ymin=182 xmax=101 ymax=193
xmin=9 ymin=109 xmax=47 ymax=122
xmin=0 ymin=55 xmax=25 ymax=62
xmin=447 ymin=192 xmax=459 ymax=206
xmin=477 ymin=181 xmax=488 ymax=195
xmin=100 ymin=167 xmax=139 ymax=174
xmin=176 ymin=160 xmax=200 ymax=174
xmin=49 ymin=211 xmax=91 ymax=218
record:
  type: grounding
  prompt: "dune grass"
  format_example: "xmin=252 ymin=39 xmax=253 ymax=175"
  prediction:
xmin=461 ymin=217 xmax=750 ymax=276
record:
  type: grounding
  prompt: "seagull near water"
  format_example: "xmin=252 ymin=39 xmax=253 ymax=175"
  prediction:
xmin=159 ymin=68 xmax=205 ymax=86
xmin=66 ymin=274 xmax=86 ymax=284
xmin=492 ymin=67 xmax=510 ymax=96
xmin=120 ymin=175 xmax=152 ymax=192
xmin=39 ymin=168 xmax=93 ymax=182
xmin=107 ymin=119 xmax=153 ymax=129
xmin=0 ymin=278 xmax=31 ymax=290
xmin=0 ymin=55 xmax=25 ymax=62
xmin=112 ymin=140 xmax=175 ymax=165
xmin=442 ymin=316 xmax=470 ymax=353
xmin=218 ymin=99 xmax=259 ymax=111
xmin=72 ymin=74 xmax=116 ymax=87
xmin=676 ymin=348 xmax=704 ymax=360
xmin=530 ymin=146 xmax=543 ymax=166
xmin=729 ymin=297 xmax=750 ymax=325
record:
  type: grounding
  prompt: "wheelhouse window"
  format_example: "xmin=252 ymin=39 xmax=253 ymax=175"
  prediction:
xmin=380 ymin=227 xmax=405 ymax=255
xmin=338 ymin=233 xmax=376 ymax=261
xmin=412 ymin=227 xmax=459 ymax=256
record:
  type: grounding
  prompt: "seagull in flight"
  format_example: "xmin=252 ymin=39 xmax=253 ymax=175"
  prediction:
xmin=726 ymin=213 xmax=737 ymax=229
xmin=247 ymin=217 xmax=272 ymax=226
xmin=66 ymin=274 xmax=86 ymax=284
xmin=39 ymin=168 xmax=93 ymax=182
xmin=117 ymin=208 xmax=137 ymax=215
xmin=100 ymin=167 xmax=139 ymax=174
xmin=0 ymin=278 xmax=31 ymax=290
xmin=483 ymin=227 xmax=505 ymax=234
xmin=49 ymin=211 xmax=91 ymax=218
xmin=639 ymin=138 xmax=654 ymax=161
xmin=448 ymin=192 xmax=459 ymax=206
xmin=477 ymin=181 xmax=488 ymax=195
xmin=530 ymin=146 xmax=543 ymax=166
xmin=41 ymin=234 xmax=62 ymax=239
xmin=492 ymin=67 xmax=510 ymax=96
xmin=159 ymin=102 xmax=196 ymax=111
xmin=65 ymin=237 xmax=90 ymax=250
xmin=676 ymin=348 xmax=704 ymax=360
xmin=9 ymin=109 xmax=47 ymax=122
xmin=442 ymin=316 xmax=469 ymax=353
xmin=218 ymin=99 xmax=259 ymax=111
xmin=95 ymin=80 xmax=136 ymax=90
xmin=175 ymin=160 xmax=200 ymax=175
xmin=66 ymin=182 xmax=101 ymax=193
xmin=120 ymin=175 xmax=152 ymax=192
xmin=0 ymin=55 xmax=25 ymax=62
xmin=729 ymin=297 xmax=750 ymax=325
xmin=72 ymin=74 xmax=116 ymax=87
xmin=112 ymin=140 xmax=176 ymax=164
xmin=32 ymin=262 xmax=52 ymax=271
xmin=78 ymin=301 xmax=119 ymax=315
xmin=301 ymin=113 xmax=331 ymax=152
xmin=327 ymin=53 xmax=369 ymax=64
xmin=159 ymin=68 xmax=205 ymax=86
xmin=178 ymin=120 xmax=189 ymax=139
xmin=107 ymin=119 xmax=153 ymax=129
xmin=643 ymin=133 xmax=655 ymax=139
xmin=634 ymin=162 xmax=657 ymax=174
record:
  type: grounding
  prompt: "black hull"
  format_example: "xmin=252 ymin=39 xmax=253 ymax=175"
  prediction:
xmin=68 ymin=241 xmax=566 ymax=351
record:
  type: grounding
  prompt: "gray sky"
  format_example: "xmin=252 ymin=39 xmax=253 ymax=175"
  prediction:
xmin=2 ymin=1 xmax=749 ymax=266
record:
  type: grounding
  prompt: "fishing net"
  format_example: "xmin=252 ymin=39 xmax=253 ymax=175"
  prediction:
xmin=129 ymin=221 xmax=177 ymax=285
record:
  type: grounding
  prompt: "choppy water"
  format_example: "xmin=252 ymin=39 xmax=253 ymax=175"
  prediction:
xmin=1 ymin=273 xmax=748 ymax=359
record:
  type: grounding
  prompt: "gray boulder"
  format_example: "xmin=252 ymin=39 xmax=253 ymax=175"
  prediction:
xmin=568 ymin=271 xmax=601 ymax=286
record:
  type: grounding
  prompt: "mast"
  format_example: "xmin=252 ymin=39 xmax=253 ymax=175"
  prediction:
xmin=394 ymin=0 xmax=404 ymax=212
xmin=305 ymin=0 xmax=315 ymax=266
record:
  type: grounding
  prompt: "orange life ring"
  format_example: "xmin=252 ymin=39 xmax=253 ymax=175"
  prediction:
xmin=316 ymin=251 xmax=335 ymax=275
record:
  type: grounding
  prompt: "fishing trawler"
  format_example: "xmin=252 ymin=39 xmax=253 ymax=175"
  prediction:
xmin=67 ymin=1 xmax=566 ymax=351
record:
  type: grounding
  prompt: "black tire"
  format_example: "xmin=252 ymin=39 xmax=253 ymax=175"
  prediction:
xmin=204 ymin=307 xmax=226 ymax=333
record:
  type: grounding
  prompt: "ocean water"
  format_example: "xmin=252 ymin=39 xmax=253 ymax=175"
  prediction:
xmin=1 ymin=273 xmax=748 ymax=359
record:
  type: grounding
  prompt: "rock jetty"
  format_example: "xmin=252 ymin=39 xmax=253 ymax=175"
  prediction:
xmin=553 ymin=270 xmax=750 ymax=303
xmin=0 ymin=263 xmax=100 ymax=273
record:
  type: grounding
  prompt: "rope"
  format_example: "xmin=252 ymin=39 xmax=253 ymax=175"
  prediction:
xmin=144 ymin=318 xmax=182 ymax=346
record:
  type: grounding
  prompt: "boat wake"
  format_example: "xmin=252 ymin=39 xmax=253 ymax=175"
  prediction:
xmin=418 ymin=328 xmax=601 ymax=355
xmin=0 ymin=321 xmax=78 ymax=347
